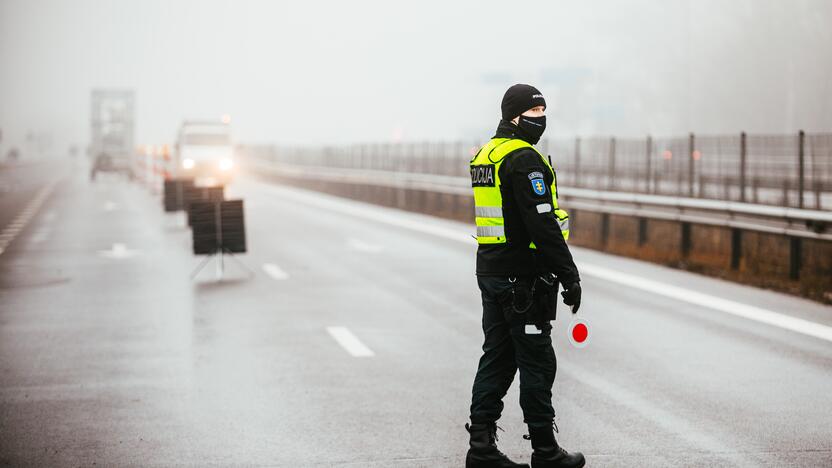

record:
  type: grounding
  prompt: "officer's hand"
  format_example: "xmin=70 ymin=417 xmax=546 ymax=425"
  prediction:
xmin=561 ymin=282 xmax=582 ymax=314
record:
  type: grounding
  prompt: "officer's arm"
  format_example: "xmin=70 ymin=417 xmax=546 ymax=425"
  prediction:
xmin=507 ymin=151 xmax=580 ymax=286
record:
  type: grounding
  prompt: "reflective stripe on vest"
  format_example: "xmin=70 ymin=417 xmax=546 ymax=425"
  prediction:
xmin=474 ymin=206 xmax=504 ymax=218
xmin=470 ymin=138 xmax=569 ymax=245
xmin=476 ymin=225 xmax=505 ymax=238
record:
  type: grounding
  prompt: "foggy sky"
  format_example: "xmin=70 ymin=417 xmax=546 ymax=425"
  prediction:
xmin=1 ymin=0 xmax=831 ymax=156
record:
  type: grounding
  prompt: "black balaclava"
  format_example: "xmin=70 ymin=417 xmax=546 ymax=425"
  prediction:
xmin=501 ymin=84 xmax=547 ymax=144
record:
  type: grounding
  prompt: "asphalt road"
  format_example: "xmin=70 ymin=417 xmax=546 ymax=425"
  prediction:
xmin=1 ymin=166 xmax=831 ymax=467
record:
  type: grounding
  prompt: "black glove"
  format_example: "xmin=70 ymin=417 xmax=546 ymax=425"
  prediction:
xmin=561 ymin=281 xmax=582 ymax=314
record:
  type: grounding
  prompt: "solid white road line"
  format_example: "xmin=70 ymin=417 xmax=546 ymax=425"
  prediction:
xmin=580 ymin=263 xmax=832 ymax=343
xmin=326 ymin=326 xmax=375 ymax=357
xmin=262 ymin=263 xmax=290 ymax=280
xmin=258 ymin=182 xmax=832 ymax=343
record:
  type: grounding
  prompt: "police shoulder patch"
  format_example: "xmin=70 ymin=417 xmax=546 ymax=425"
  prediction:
xmin=527 ymin=171 xmax=544 ymax=180
xmin=530 ymin=178 xmax=546 ymax=195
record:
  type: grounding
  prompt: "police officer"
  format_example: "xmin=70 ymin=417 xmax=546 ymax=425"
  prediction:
xmin=464 ymin=84 xmax=585 ymax=468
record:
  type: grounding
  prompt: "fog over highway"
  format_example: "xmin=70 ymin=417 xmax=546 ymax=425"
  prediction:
xmin=1 ymin=0 xmax=831 ymax=152
xmin=1 ymin=1 xmax=831 ymax=467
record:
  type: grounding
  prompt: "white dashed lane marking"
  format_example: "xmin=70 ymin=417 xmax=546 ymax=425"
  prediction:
xmin=29 ymin=230 xmax=51 ymax=245
xmin=97 ymin=243 xmax=140 ymax=259
xmin=262 ymin=263 xmax=290 ymax=280
xmin=346 ymin=238 xmax=384 ymax=253
xmin=326 ymin=326 xmax=375 ymax=357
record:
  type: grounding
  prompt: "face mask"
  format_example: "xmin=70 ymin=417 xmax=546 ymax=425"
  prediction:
xmin=517 ymin=115 xmax=546 ymax=144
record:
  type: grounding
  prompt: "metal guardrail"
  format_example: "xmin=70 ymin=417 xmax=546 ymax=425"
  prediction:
xmin=239 ymin=131 xmax=832 ymax=210
xmin=244 ymin=158 xmax=832 ymax=242
xmin=562 ymin=187 xmax=832 ymax=238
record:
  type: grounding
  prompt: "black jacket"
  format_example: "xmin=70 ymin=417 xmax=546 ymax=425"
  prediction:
xmin=475 ymin=120 xmax=580 ymax=286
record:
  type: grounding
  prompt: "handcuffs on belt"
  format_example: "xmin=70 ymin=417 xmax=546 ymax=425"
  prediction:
xmin=503 ymin=273 xmax=559 ymax=325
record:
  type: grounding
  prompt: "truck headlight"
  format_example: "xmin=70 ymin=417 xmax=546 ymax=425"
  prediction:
xmin=219 ymin=158 xmax=233 ymax=171
xmin=182 ymin=158 xmax=195 ymax=169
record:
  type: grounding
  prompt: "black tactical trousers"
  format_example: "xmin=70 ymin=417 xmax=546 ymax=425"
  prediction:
xmin=469 ymin=275 xmax=556 ymax=427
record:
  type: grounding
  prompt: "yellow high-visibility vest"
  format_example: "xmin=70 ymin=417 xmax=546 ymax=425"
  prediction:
xmin=469 ymin=138 xmax=569 ymax=246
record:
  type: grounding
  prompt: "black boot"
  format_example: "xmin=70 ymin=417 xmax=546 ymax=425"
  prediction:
xmin=525 ymin=424 xmax=585 ymax=468
xmin=465 ymin=422 xmax=530 ymax=468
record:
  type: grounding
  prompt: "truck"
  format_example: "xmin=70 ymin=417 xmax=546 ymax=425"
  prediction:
xmin=89 ymin=89 xmax=135 ymax=181
xmin=174 ymin=120 xmax=235 ymax=187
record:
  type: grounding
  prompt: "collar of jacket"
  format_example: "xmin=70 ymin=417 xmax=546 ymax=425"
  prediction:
xmin=493 ymin=119 xmax=535 ymax=144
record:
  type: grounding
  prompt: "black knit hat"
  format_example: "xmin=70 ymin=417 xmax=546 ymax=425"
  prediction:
xmin=501 ymin=84 xmax=546 ymax=120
